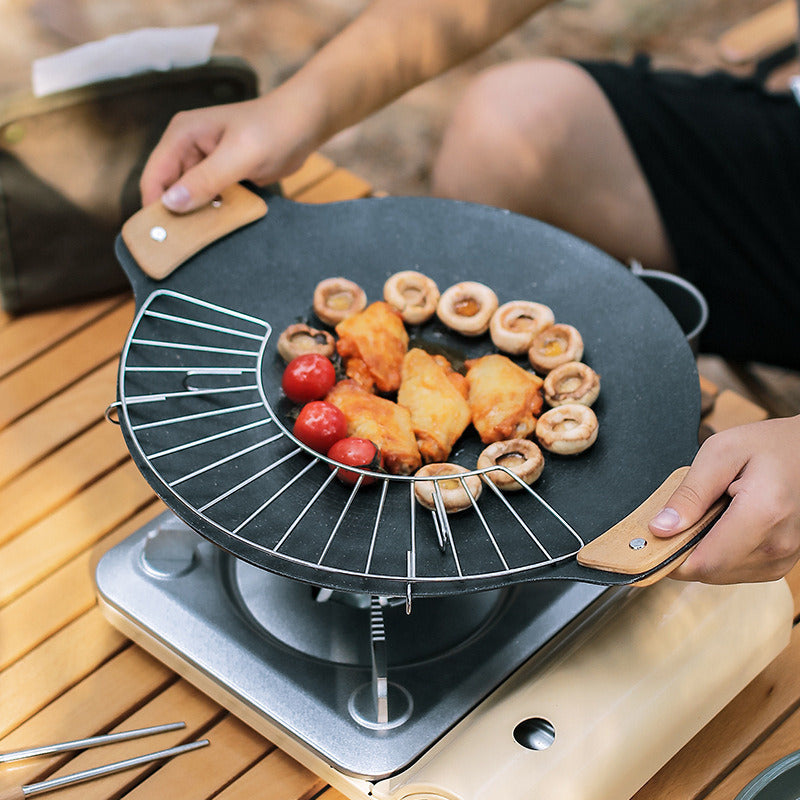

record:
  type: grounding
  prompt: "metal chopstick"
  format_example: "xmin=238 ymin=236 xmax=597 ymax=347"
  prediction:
xmin=0 ymin=722 xmax=186 ymax=764
xmin=0 ymin=739 xmax=209 ymax=800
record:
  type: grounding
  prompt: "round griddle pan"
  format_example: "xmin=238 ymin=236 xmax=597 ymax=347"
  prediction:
xmin=113 ymin=183 xmax=718 ymax=597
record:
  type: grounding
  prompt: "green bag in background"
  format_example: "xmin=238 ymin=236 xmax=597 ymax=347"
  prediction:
xmin=0 ymin=56 xmax=258 ymax=313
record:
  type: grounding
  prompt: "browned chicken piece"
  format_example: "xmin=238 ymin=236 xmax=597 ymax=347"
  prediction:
xmin=397 ymin=348 xmax=472 ymax=463
xmin=432 ymin=354 xmax=468 ymax=398
xmin=326 ymin=379 xmax=421 ymax=475
xmin=335 ymin=301 xmax=409 ymax=393
xmin=465 ymin=354 xmax=544 ymax=444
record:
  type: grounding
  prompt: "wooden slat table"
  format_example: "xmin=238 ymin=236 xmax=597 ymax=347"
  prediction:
xmin=1 ymin=155 xmax=799 ymax=800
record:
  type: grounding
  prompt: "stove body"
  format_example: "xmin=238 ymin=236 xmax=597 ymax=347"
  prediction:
xmin=96 ymin=511 xmax=793 ymax=800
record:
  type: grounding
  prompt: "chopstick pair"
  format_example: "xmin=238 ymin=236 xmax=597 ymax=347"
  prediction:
xmin=0 ymin=722 xmax=209 ymax=799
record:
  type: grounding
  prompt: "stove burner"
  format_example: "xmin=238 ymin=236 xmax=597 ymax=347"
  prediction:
xmin=227 ymin=560 xmax=508 ymax=668
xmin=95 ymin=510 xmax=609 ymax=778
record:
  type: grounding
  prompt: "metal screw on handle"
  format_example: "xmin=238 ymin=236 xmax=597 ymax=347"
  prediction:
xmin=629 ymin=537 xmax=648 ymax=550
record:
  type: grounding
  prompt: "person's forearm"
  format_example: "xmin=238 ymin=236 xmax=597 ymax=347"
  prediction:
xmin=139 ymin=0 xmax=550 ymax=209
xmin=277 ymin=0 xmax=547 ymax=150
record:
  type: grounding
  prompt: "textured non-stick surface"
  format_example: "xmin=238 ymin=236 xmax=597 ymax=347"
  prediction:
xmin=115 ymin=189 xmax=701 ymax=595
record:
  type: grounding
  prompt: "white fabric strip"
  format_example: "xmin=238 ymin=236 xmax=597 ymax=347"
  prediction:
xmin=31 ymin=25 xmax=219 ymax=97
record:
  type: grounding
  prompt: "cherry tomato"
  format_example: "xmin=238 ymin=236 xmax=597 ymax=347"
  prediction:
xmin=281 ymin=353 xmax=336 ymax=404
xmin=293 ymin=401 xmax=347 ymax=454
xmin=328 ymin=437 xmax=384 ymax=485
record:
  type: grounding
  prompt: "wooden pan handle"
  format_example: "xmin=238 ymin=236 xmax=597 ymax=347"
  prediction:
xmin=121 ymin=183 xmax=268 ymax=280
xmin=577 ymin=467 xmax=728 ymax=584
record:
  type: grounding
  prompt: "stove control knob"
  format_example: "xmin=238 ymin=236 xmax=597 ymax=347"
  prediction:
xmin=140 ymin=518 xmax=199 ymax=578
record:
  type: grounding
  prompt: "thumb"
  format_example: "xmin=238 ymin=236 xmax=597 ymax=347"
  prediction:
xmin=160 ymin=148 xmax=253 ymax=214
xmin=160 ymin=182 xmax=196 ymax=213
xmin=649 ymin=457 xmax=734 ymax=539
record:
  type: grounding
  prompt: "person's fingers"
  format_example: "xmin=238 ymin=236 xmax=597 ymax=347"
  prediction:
xmin=139 ymin=103 xmax=253 ymax=209
xmin=139 ymin=146 xmax=191 ymax=206
xmin=667 ymin=491 xmax=767 ymax=582
xmin=646 ymin=438 xmax=743 ymax=584
xmin=139 ymin=113 xmax=212 ymax=205
xmin=139 ymin=95 xmax=310 ymax=211
xmin=648 ymin=437 xmax=744 ymax=539
xmin=159 ymin=135 xmax=264 ymax=212
xmin=671 ymin=548 xmax=797 ymax=584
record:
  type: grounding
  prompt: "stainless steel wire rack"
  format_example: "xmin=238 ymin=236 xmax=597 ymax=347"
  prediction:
xmin=112 ymin=289 xmax=589 ymax=598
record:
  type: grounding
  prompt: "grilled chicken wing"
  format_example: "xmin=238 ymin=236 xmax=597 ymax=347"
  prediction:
xmin=465 ymin=354 xmax=544 ymax=444
xmin=326 ymin=379 xmax=421 ymax=475
xmin=397 ymin=348 xmax=471 ymax=463
xmin=335 ymin=301 xmax=409 ymax=393
xmin=431 ymin=354 xmax=468 ymax=398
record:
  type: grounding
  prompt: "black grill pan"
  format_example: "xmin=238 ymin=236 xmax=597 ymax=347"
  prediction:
xmin=112 ymin=184 xmax=716 ymax=597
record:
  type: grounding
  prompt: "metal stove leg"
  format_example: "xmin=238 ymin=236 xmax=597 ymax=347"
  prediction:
xmin=369 ymin=596 xmax=389 ymax=725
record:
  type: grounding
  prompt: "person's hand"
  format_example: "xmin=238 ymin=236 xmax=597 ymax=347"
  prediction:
xmin=648 ymin=414 xmax=800 ymax=583
xmin=139 ymin=91 xmax=317 ymax=212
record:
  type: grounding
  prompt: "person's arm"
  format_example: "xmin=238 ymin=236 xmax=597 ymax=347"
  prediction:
xmin=649 ymin=414 xmax=800 ymax=583
xmin=140 ymin=0 xmax=546 ymax=210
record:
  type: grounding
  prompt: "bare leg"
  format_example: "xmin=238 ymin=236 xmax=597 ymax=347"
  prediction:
xmin=431 ymin=58 xmax=676 ymax=271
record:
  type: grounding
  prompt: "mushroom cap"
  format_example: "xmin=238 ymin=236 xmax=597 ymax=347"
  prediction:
xmin=277 ymin=323 xmax=336 ymax=363
xmin=436 ymin=281 xmax=499 ymax=336
xmin=313 ymin=277 xmax=367 ymax=326
xmin=543 ymin=361 xmax=600 ymax=407
xmin=528 ymin=324 xmax=584 ymax=373
xmin=413 ymin=462 xmax=483 ymax=512
xmin=383 ymin=270 xmax=440 ymax=325
xmin=490 ymin=301 xmax=555 ymax=355
xmin=477 ymin=438 xmax=545 ymax=490
xmin=536 ymin=404 xmax=599 ymax=455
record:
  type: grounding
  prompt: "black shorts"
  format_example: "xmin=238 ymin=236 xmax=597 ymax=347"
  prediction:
xmin=576 ymin=57 xmax=800 ymax=369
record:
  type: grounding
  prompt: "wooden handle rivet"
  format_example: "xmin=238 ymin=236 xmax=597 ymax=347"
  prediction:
xmin=211 ymin=197 xmax=223 ymax=208
xmin=629 ymin=537 xmax=648 ymax=550
xmin=150 ymin=226 xmax=168 ymax=242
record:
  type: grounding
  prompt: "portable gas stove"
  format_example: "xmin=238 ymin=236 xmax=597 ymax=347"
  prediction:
xmin=98 ymin=189 xmax=793 ymax=798
xmin=96 ymin=512 xmax=792 ymax=800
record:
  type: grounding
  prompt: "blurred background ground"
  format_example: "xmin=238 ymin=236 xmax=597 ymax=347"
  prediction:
xmin=2 ymin=0 xmax=799 ymax=410
xmin=0 ymin=0 xmax=785 ymax=196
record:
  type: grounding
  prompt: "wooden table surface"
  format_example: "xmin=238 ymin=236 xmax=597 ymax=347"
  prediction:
xmin=1 ymin=155 xmax=799 ymax=800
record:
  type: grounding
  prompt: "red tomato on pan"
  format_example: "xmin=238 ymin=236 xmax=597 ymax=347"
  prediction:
xmin=328 ymin=437 xmax=384 ymax=485
xmin=293 ymin=401 xmax=347 ymax=454
xmin=282 ymin=353 xmax=336 ymax=404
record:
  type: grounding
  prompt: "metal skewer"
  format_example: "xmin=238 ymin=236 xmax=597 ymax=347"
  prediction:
xmin=0 ymin=739 xmax=209 ymax=799
xmin=0 ymin=722 xmax=186 ymax=764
